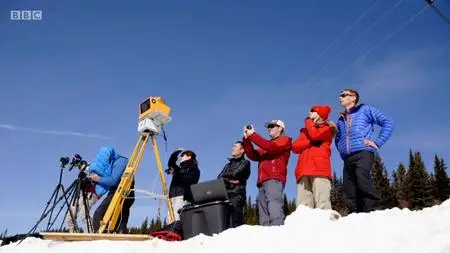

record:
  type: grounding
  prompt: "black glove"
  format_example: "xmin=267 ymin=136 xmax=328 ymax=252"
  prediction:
xmin=310 ymin=140 xmax=322 ymax=147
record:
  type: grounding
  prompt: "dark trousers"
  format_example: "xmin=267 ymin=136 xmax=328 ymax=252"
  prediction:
xmin=343 ymin=151 xmax=380 ymax=213
xmin=93 ymin=184 xmax=135 ymax=233
xmin=229 ymin=194 xmax=245 ymax=228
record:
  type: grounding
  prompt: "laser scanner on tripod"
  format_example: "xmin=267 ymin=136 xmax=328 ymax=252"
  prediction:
xmin=138 ymin=97 xmax=171 ymax=134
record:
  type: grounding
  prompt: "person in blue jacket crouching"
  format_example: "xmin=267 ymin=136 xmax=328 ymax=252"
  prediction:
xmin=335 ymin=89 xmax=394 ymax=214
xmin=89 ymin=146 xmax=135 ymax=233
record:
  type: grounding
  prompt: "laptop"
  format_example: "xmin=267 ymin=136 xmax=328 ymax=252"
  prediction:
xmin=190 ymin=178 xmax=229 ymax=205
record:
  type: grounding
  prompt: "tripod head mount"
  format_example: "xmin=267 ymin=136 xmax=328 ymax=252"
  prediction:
xmin=59 ymin=154 xmax=90 ymax=172
xmin=137 ymin=96 xmax=171 ymax=135
xmin=60 ymin=157 xmax=70 ymax=168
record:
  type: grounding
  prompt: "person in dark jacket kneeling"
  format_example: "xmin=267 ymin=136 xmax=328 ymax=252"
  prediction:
xmin=167 ymin=149 xmax=200 ymax=221
xmin=90 ymin=146 xmax=135 ymax=233
xmin=217 ymin=141 xmax=251 ymax=228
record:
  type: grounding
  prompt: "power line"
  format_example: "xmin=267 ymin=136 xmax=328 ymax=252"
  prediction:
xmin=427 ymin=0 xmax=450 ymax=25
xmin=287 ymin=0 xmax=382 ymax=86
xmin=302 ymin=0 xmax=405 ymax=86
xmin=329 ymin=4 xmax=430 ymax=86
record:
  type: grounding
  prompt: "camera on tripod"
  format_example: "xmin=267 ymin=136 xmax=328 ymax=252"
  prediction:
xmin=60 ymin=154 xmax=90 ymax=172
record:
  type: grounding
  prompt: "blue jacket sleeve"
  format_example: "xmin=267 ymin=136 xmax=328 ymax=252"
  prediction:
xmin=97 ymin=157 xmax=128 ymax=188
xmin=366 ymin=106 xmax=395 ymax=148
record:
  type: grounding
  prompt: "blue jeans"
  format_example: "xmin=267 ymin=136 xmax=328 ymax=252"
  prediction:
xmin=257 ymin=179 xmax=285 ymax=226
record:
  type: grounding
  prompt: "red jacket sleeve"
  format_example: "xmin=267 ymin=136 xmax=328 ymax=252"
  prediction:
xmin=248 ymin=133 xmax=291 ymax=154
xmin=305 ymin=118 xmax=333 ymax=141
xmin=292 ymin=129 xmax=311 ymax=154
xmin=242 ymin=137 xmax=261 ymax=161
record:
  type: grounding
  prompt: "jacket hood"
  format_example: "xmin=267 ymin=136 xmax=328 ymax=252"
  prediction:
xmin=90 ymin=147 xmax=120 ymax=173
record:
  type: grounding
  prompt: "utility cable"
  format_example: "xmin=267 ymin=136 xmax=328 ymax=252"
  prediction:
xmin=329 ymin=3 xmax=430 ymax=85
xmin=302 ymin=0 xmax=405 ymax=86
xmin=427 ymin=0 xmax=450 ymax=25
xmin=288 ymin=0 xmax=382 ymax=86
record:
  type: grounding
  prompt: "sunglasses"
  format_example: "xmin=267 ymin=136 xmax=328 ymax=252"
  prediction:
xmin=310 ymin=109 xmax=316 ymax=113
xmin=339 ymin=93 xmax=353 ymax=98
xmin=267 ymin=124 xmax=278 ymax=129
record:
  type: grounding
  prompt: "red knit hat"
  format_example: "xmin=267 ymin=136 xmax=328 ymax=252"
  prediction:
xmin=311 ymin=105 xmax=331 ymax=120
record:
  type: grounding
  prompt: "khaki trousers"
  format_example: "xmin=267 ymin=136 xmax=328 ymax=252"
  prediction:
xmin=296 ymin=176 xmax=331 ymax=210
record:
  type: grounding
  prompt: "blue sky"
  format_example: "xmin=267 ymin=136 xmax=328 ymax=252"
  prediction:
xmin=1 ymin=0 xmax=449 ymax=234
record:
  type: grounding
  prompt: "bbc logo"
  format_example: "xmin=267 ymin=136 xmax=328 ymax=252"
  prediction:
xmin=10 ymin=10 xmax=42 ymax=21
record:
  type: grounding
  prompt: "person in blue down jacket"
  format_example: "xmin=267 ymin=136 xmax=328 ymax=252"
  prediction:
xmin=88 ymin=146 xmax=135 ymax=233
xmin=335 ymin=89 xmax=394 ymax=214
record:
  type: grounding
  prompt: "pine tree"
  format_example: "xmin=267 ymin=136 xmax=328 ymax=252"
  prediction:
xmin=433 ymin=155 xmax=450 ymax=203
xmin=140 ymin=216 xmax=149 ymax=234
xmin=149 ymin=218 xmax=155 ymax=232
xmin=404 ymin=151 xmax=435 ymax=210
xmin=330 ymin=171 xmax=347 ymax=216
xmin=392 ymin=163 xmax=407 ymax=208
xmin=283 ymin=194 xmax=290 ymax=217
xmin=371 ymin=154 xmax=395 ymax=209
xmin=253 ymin=199 xmax=259 ymax=225
xmin=409 ymin=149 xmax=414 ymax=171
xmin=0 ymin=229 xmax=8 ymax=239
xmin=244 ymin=196 xmax=258 ymax=225
xmin=154 ymin=216 xmax=163 ymax=231
xmin=243 ymin=196 xmax=251 ymax=224
xmin=289 ymin=198 xmax=297 ymax=214
xmin=430 ymin=172 xmax=437 ymax=202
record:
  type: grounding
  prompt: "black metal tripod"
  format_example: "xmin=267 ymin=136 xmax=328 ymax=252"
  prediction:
xmin=26 ymin=157 xmax=94 ymax=235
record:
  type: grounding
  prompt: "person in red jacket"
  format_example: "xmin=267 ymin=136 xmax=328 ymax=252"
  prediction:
xmin=292 ymin=105 xmax=337 ymax=210
xmin=242 ymin=119 xmax=292 ymax=226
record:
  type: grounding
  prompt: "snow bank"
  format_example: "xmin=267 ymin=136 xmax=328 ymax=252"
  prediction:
xmin=2 ymin=201 xmax=450 ymax=253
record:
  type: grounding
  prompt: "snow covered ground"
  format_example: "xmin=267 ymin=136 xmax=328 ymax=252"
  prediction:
xmin=2 ymin=201 xmax=450 ymax=253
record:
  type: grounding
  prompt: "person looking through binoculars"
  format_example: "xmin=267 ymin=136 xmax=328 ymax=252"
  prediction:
xmin=167 ymin=149 xmax=200 ymax=221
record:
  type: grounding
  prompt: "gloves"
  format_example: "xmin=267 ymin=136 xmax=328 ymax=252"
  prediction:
xmin=310 ymin=140 xmax=322 ymax=147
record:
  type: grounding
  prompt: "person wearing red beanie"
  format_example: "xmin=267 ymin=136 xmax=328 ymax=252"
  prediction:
xmin=292 ymin=105 xmax=337 ymax=210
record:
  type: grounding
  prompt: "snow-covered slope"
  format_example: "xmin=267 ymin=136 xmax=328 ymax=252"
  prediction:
xmin=2 ymin=201 xmax=450 ymax=253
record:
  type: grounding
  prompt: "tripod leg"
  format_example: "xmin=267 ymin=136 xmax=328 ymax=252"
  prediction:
xmin=151 ymin=134 xmax=175 ymax=223
xmin=45 ymin=167 xmax=65 ymax=230
xmin=81 ymin=188 xmax=94 ymax=233
xmin=98 ymin=133 xmax=149 ymax=233
xmin=22 ymin=179 xmax=78 ymax=244
xmin=49 ymin=181 xmax=79 ymax=232
xmin=46 ymin=184 xmax=62 ymax=230
xmin=59 ymin=182 xmax=81 ymax=232
xmin=33 ymin=185 xmax=60 ymax=233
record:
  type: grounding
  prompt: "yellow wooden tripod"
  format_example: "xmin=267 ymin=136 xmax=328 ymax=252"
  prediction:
xmin=98 ymin=97 xmax=175 ymax=233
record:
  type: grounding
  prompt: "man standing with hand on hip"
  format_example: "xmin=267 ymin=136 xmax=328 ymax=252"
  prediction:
xmin=242 ymin=120 xmax=291 ymax=226
xmin=335 ymin=89 xmax=395 ymax=214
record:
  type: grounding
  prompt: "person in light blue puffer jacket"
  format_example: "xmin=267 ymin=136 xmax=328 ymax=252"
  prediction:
xmin=88 ymin=147 xmax=119 ymax=196
xmin=88 ymin=146 xmax=135 ymax=233
xmin=335 ymin=89 xmax=394 ymax=214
